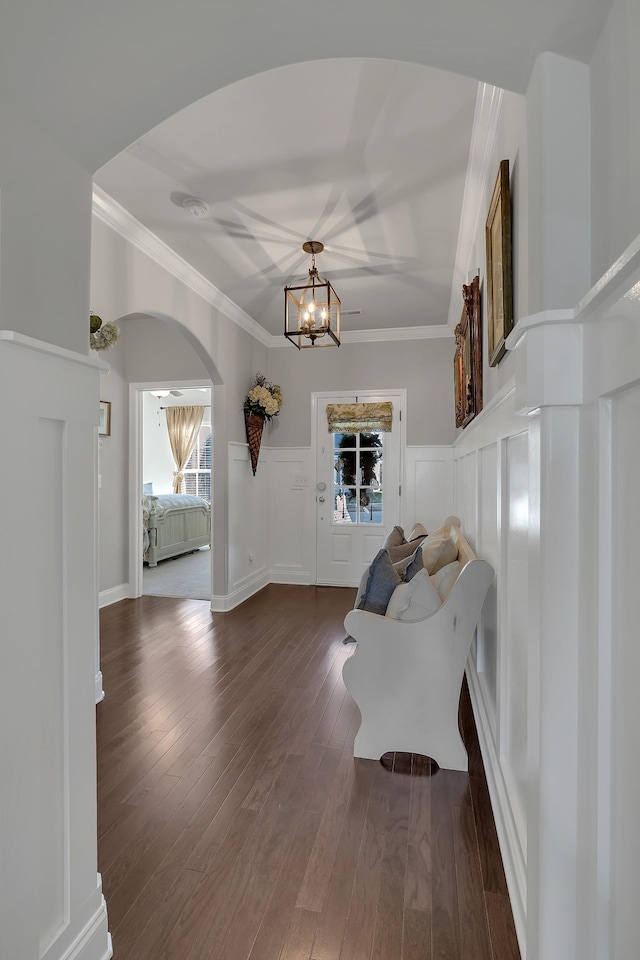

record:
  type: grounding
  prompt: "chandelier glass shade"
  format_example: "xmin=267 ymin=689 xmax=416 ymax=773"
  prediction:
xmin=284 ymin=241 xmax=341 ymax=348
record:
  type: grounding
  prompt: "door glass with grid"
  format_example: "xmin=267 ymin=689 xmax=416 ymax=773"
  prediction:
xmin=333 ymin=431 xmax=384 ymax=525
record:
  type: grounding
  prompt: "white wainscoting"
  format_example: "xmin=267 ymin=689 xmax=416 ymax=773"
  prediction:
xmin=268 ymin=447 xmax=315 ymax=584
xmin=608 ymin=381 xmax=640 ymax=960
xmin=453 ymin=380 xmax=530 ymax=952
xmin=453 ymin=231 xmax=640 ymax=960
xmin=403 ymin=446 xmax=454 ymax=533
xmin=0 ymin=333 xmax=111 ymax=960
xmin=212 ymin=441 xmax=270 ymax=611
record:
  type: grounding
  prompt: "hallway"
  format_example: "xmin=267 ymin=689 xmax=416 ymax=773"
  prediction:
xmin=98 ymin=586 xmax=519 ymax=959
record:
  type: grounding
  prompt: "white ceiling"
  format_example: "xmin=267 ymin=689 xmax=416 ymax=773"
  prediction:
xmin=4 ymin=0 xmax=607 ymax=340
xmin=1 ymin=0 xmax=612 ymax=171
xmin=95 ymin=59 xmax=480 ymax=337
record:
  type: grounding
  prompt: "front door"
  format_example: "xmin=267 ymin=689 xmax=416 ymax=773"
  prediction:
xmin=315 ymin=391 xmax=403 ymax=586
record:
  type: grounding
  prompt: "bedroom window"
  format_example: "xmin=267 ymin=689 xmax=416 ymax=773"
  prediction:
xmin=183 ymin=426 xmax=211 ymax=501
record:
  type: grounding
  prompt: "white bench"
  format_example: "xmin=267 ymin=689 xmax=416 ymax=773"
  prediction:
xmin=342 ymin=517 xmax=493 ymax=771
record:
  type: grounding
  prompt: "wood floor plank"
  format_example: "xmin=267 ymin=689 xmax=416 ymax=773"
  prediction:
xmin=451 ymin=788 xmax=493 ymax=960
xmin=279 ymin=908 xmax=318 ymax=960
xmin=114 ymin=866 xmax=205 ymax=960
xmin=468 ymin=771 xmax=510 ymax=898
xmin=247 ymin=806 xmax=324 ymax=960
xmin=485 ymin=891 xmax=521 ymax=960
xmin=97 ymin=589 xmax=520 ymax=960
xmin=401 ymin=754 xmax=432 ymax=960
xmin=430 ymin=770 xmax=461 ymax=960
xmin=295 ymin=750 xmax=361 ymax=914
xmin=337 ymin=760 xmax=389 ymax=960
xmin=309 ymin=758 xmax=374 ymax=960
xmin=369 ymin=758 xmax=412 ymax=960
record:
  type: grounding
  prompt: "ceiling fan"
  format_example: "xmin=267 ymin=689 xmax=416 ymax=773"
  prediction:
xmin=149 ymin=389 xmax=184 ymax=398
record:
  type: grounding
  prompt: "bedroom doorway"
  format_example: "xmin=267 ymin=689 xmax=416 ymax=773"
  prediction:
xmin=130 ymin=382 xmax=213 ymax=601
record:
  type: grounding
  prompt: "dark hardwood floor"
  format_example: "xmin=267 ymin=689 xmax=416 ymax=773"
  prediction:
xmin=98 ymin=584 xmax=520 ymax=960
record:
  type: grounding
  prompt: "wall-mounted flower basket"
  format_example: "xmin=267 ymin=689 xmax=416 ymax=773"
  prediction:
xmin=244 ymin=410 xmax=264 ymax=476
xmin=243 ymin=373 xmax=283 ymax=476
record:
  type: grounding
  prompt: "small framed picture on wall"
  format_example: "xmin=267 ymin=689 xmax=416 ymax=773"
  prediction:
xmin=99 ymin=400 xmax=112 ymax=437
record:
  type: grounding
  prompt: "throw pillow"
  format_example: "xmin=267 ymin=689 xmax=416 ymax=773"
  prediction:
xmin=142 ymin=482 xmax=154 ymax=495
xmin=403 ymin=544 xmax=424 ymax=581
xmin=383 ymin=525 xmax=406 ymax=549
xmin=408 ymin=522 xmax=428 ymax=541
xmin=392 ymin=553 xmax=414 ymax=577
xmin=357 ymin=549 xmax=402 ymax=616
xmin=385 ymin=569 xmax=441 ymax=621
xmin=392 ymin=543 xmax=424 ymax=579
xmin=354 ymin=566 xmax=370 ymax=609
xmin=430 ymin=560 xmax=461 ymax=602
xmin=387 ymin=540 xmax=422 ymax=562
xmin=422 ymin=536 xmax=458 ymax=575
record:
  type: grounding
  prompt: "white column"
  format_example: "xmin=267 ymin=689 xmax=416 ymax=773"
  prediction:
xmin=0 ymin=333 xmax=111 ymax=960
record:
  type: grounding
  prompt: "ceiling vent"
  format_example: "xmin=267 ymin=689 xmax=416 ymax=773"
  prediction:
xmin=345 ymin=308 xmax=364 ymax=316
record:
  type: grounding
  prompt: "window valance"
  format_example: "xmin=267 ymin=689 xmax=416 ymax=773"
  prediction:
xmin=326 ymin=401 xmax=393 ymax=434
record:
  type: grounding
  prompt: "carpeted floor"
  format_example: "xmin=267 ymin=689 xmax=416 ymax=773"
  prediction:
xmin=142 ymin=546 xmax=211 ymax=600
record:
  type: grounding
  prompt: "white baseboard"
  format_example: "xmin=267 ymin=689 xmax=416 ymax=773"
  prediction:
xmin=210 ymin=569 xmax=270 ymax=612
xmin=52 ymin=892 xmax=112 ymax=960
xmin=98 ymin=583 xmax=128 ymax=608
xmin=270 ymin=568 xmax=313 ymax=585
xmin=466 ymin=662 xmax=527 ymax=959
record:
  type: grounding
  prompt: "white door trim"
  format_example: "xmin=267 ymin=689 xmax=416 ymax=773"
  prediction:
xmin=128 ymin=379 xmax=213 ymax=598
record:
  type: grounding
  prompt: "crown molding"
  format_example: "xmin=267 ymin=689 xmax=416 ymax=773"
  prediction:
xmin=267 ymin=324 xmax=453 ymax=347
xmin=446 ymin=82 xmax=504 ymax=332
xmin=92 ymin=186 xmax=272 ymax=347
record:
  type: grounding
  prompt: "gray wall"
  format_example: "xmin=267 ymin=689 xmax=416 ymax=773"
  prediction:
xmin=590 ymin=0 xmax=640 ymax=282
xmin=123 ymin=317 xmax=211 ymax=382
xmin=266 ymin=336 xmax=456 ymax=447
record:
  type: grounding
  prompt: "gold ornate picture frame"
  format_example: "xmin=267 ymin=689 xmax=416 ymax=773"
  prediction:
xmin=454 ymin=275 xmax=482 ymax=428
xmin=485 ymin=159 xmax=513 ymax=366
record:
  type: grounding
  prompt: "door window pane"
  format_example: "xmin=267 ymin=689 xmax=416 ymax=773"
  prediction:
xmin=333 ymin=432 xmax=356 ymax=449
xmin=331 ymin=432 xmax=384 ymax=526
xmin=333 ymin=487 xmax=356 ymax=524
xmin=358 ymin=488 xmax=383 ymax=524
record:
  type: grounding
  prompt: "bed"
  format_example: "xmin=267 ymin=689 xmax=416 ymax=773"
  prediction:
xmin=143 ymin=494 xmax=211 ymax=566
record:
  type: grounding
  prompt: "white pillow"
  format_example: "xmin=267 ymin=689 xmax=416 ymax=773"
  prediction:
xmin=430 ymin=560 xmax=461 ymax=602
xmin=422 ymin=536 xmax=458 ymax=575
xmin=385 ymin=569 xmax=441 ymax=621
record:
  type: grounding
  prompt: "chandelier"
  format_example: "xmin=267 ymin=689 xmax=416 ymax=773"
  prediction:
xmin=284 ymin=241 xmax=341 ymax=348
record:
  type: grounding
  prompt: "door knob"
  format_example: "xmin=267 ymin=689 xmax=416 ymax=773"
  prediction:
xmin=318 ymin=496 xmax=325 ymax=503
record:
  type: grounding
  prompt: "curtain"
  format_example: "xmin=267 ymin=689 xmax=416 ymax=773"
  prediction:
xmin=165 ymin=405 xmax=205 ymax=493
xmin=326 ymin=401 xmax=393 ymax=433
